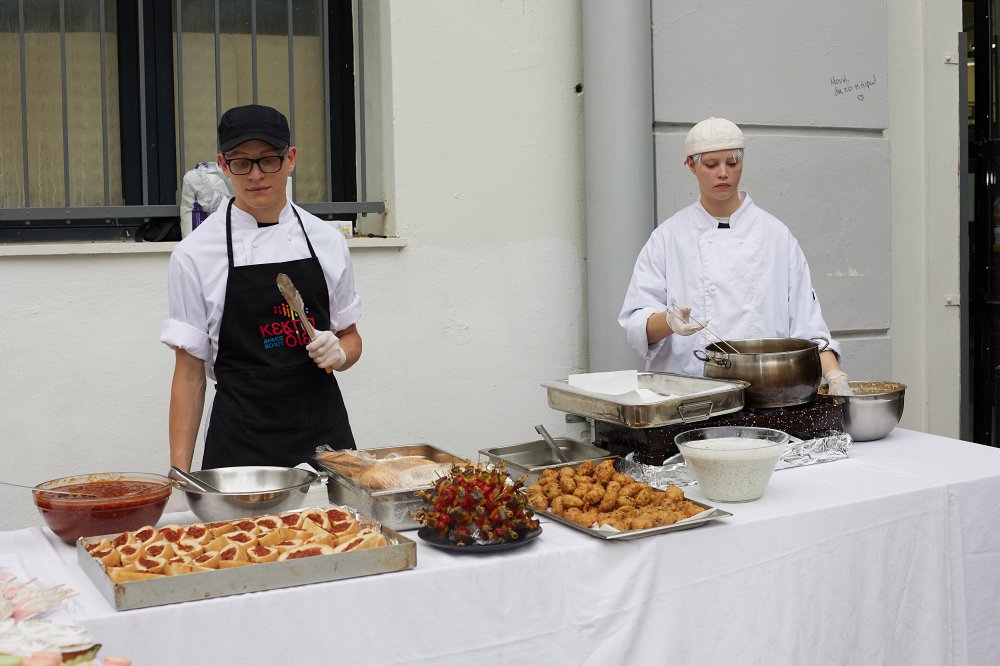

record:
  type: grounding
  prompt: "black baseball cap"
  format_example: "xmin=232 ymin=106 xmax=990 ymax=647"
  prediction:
xmin=217 ymin=104 xmax=290 ymax=152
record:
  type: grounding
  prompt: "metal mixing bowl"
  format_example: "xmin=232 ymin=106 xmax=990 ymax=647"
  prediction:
xmin=177 ymin=466 xmax=318 ymax=522
xmin=817 ymin=381 xmax=906 ymax=442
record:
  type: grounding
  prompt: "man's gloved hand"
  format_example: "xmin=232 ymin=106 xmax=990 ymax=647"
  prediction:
xmin=666 ymin=305 xmax=707 ymax=337
xmin=306 ymin=330 xmax=347 ymax=370
xmin=823 ymin=370 xmax=854 ymax=396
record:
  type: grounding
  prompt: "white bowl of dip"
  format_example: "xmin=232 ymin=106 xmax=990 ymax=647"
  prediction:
xmin=675 ymin=426 xmax=789 ymax=503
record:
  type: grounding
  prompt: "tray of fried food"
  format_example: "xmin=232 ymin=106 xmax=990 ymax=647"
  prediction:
xmin=524 ymin=459 xmax=730 ymax=540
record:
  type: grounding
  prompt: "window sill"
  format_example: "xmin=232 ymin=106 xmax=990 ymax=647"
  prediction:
xmin=0 ymin=236 xmax=406 ymax=257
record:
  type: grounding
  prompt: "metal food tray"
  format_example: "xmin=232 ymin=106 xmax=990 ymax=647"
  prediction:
xmin=314 ymin=444 xmax=464 ymax=531
xmin=542 ymin=372 xmax=749 ymax=428
xmin=76 ymin=524 xmax=416 ymax=611
xmin=538 ymin=500 xmax=731 ymax=541
xmin=478 ymin=438 xmax=614 ymax=486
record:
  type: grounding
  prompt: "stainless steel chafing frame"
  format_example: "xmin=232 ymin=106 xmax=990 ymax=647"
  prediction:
xmin=541 ymin=372 xmax=749 ymax=428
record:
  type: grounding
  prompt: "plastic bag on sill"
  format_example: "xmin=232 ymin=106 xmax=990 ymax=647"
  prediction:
xmin=180 ymin=162 xmax=234 ymax=237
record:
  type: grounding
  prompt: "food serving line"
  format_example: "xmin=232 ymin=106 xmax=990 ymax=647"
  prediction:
xmin=0 ymin=428 xmax=998 ymax=665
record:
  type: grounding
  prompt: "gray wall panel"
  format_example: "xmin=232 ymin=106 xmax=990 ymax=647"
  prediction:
xmin=652 ymin=1 xmax=888 ymax=129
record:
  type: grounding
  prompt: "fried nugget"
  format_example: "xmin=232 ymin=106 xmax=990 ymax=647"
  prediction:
xmin=594 ymin=459 xmax=616 ymax=483
xmin=543 ymin=482 xmax=563 ymax=500
xmin=559 ymin=466 xmax=575 ymax=478
xmin=584 ymin=486 xmax=604 ymax=505
xmin=559 ymin=476 xmax=577 ymax=493
xmin=612 ymin=472 xmax=633 ymax=486
xmin=560 ymin=494 xmax=584 ymax=509
xmin=599 ymin=481 xmax=620 ymax=512
xmin=633 ymin=488 xmax=653 ymax=508
xmin=665 ymin=484 xmax=684 ymax=502
xmin=615 ymin=495 xmax=636 ymax=509
xmin=576 ymin=460 xmax=595 ymax=476
xmin=551 ymin=495 xmax=566 ymax=515
xmin=630 ymin=514 xmax=656 ymax=530
xmin=620 ymin=482 xmax=645 ymax=498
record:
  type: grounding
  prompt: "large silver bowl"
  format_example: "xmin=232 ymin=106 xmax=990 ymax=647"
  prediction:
xmin=175 ymin=466 xmax=318 ymax=522
xmin=817 ymin=381 xmax=906 ymax=442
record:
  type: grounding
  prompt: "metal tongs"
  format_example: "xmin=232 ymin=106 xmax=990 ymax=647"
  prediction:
xmin=276 ymin=272 xmax=333 ymax=374
xmin=667 ymin=303 xmax=741 ymax=356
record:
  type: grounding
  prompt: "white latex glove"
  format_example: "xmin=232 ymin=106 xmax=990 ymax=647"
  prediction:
xmin=306 ymin=330 xmax=347 ymax=370
xmin=666 ymin=305 xmax=707 ymax=337
xmin=823 ymin=370 xmax=854 ymax=396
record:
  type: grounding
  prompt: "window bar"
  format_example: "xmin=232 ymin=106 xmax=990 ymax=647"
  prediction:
xmin=287 ymin=0 xmax=296 ymax=201
xmin=18 ymin=0 xmax=29 ymax=207
xmin=323 ymin=0 xmax=332 ymax=202
xmin=214 ymin=0 xmax=221 ymax=124
xmin=176 ymin=0 xmax=186 ymax=179
xmin=59 ymin=0 xmax=70 ymax=207
xmin=251 ymin=0 xmax=258 ymax=105
xmin=99 ymin=0 xmax=111 ymax=206
xmin=137 ymin=0 xmax=149 ymax=205
xmin=356 ymin=0 xmax=368 ymax=213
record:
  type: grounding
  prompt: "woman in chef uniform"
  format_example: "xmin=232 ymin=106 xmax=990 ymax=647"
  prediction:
xmin=618 ymin=117 xmax=853 ymax=395
xmin=161 ymin=104 xmax=362 ymax=471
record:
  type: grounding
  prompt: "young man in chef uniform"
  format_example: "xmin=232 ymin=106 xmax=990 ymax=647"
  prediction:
xmin=618 ymin=117 xmax=853 ymax=395
xmin=161 ymin=104 xmax=362 ymax=471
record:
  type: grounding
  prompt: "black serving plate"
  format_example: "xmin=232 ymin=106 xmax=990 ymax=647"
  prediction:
xmin=416 ymin=525 xmax=542 ymax=553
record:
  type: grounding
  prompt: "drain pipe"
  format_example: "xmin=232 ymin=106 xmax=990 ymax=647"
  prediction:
xmin=582 ymin=1 xmax=656 ymax=372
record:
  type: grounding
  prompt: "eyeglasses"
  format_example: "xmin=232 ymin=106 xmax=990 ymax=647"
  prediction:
xmin=223 ymin=150 xmax=288 ymax=175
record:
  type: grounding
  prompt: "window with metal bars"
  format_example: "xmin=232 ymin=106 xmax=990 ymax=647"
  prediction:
xmin=0 ymin=0 xmax=381 ymax=243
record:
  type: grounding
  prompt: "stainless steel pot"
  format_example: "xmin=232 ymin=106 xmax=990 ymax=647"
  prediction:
xmin=693 ymin=337 xmax=829 ymax=408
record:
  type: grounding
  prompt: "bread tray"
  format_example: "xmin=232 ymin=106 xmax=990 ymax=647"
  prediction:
xmin=542 ymin=372 xmax=749 ymax=428
xmin=314 ymin=443 xmax=464 ymax=531
xmin=76 ymin=524 xmax=416 ymax=611
xmin=538 ymin=500 xmax=731 ymax=541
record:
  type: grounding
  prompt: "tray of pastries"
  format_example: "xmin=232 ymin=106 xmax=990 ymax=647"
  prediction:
xmin=76 ymin=506 xmax=415 ymax=610
xmin=525 ymin=459 xmax=730 ymax=540
xmin=314 ymin=444 xmax=464 ymax=531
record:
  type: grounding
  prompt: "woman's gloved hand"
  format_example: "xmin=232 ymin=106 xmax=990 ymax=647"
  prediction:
xmin=307 ymin=330 xmax=347 ymax=370
xmin=823 ymin=370 xmax=854 ymax=396
xmin=666 ymin=305 xmax=707 ymax=337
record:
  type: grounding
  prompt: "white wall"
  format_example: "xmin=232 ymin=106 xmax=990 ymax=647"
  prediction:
xmin=0 ymin=1 xmax=586 ymax=531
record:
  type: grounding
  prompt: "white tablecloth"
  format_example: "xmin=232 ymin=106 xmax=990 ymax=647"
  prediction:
xmin=2 ymin=429 xmax=999 ymax=666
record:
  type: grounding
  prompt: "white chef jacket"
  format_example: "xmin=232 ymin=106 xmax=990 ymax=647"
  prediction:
xmin=618 ymin=192 xmax=840 ymax=377
xmin=160 ymin=199 xmax=361 ymax=381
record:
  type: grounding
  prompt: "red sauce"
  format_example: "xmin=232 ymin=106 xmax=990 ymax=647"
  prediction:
xmin=251 ymin=545 xmax=271 ymax=556
xmin=341 ymin=538 xmax=362 ymax=551
xmin=185 ymin=525 xmax=208 ymax=539
xmin=329 ymin=521 xmax=353 ymax=534
xmin=279 ymin=514 xmax=299 ymax=527
xmin=160 ymin=527 xmax=183 ymax=543
xmin=220 ymin=547 xmax=237 ymax=561
xmin=228 ymin=532 xmax=253 ymax=543
xmin=286 ymin=547 xmax=322 ymax=559
xmin=146 ymin=544 xmax=165 ymax=557
xmin=326 ymin=509 xmax=350 ymax=522
xmin=233 ymin=520 xmax=256 ymax=532
xmin=55 ymin=480 xmax=161 ymax=498
xmin=194 ymin=552 xmax=215 ymax=564
xmin=34 ymin=477 xmax=171 ymax=545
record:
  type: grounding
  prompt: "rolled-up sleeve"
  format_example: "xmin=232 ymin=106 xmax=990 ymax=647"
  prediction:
xmin=160 ymin=250 xmax=212 ymax=362
xmin=325 ymin=238 xmax=362 ymax=333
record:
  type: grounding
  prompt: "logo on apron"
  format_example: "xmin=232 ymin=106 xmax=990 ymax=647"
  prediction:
xmin=260 ymin=301 xmax=315 ymax=350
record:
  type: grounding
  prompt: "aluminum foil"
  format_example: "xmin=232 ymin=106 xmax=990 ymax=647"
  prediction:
xmin=618 ymin=429 xmax=853 ymax=490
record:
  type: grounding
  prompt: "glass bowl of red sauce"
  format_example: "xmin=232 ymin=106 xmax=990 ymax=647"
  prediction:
xmin=32 ymin=472 xmax=172 ymax=544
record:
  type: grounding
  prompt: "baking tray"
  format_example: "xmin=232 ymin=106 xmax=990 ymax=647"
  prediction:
xmin=542 ymin=372 xmax=749 ymax=428
xmin=314 ymin=444 xmax=464 ymax=531
xmin=538 ymin=500 xmax=731 ymax=541
xmin=76 ymin=524 xmax=416 ymax=611
xmin=478 ymin=438 xmax=614 ymax=486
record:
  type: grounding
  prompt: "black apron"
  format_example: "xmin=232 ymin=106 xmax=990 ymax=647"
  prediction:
xmin=202 ymin=199 xmax=356 ymax=469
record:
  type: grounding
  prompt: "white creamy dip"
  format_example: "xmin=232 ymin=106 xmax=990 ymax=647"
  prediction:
xmin=679 ymin=437 xmax=784 ymax=502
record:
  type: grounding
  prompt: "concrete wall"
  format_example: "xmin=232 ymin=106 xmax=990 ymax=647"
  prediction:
xmin=0 ymin=1 xmax=586 ymax=531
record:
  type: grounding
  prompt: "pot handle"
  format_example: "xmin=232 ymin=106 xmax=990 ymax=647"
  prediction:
xmin=678 ymin=400 xmax=713 ymax=423
xmin=810 ymin=337 xmax=831 ymax=352
xmin=694 ymin=348 xmax=731 ymax=368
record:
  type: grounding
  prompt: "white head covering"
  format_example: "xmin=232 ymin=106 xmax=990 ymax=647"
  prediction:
xmin=684 ymin=117 xmax=745 ymax=158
